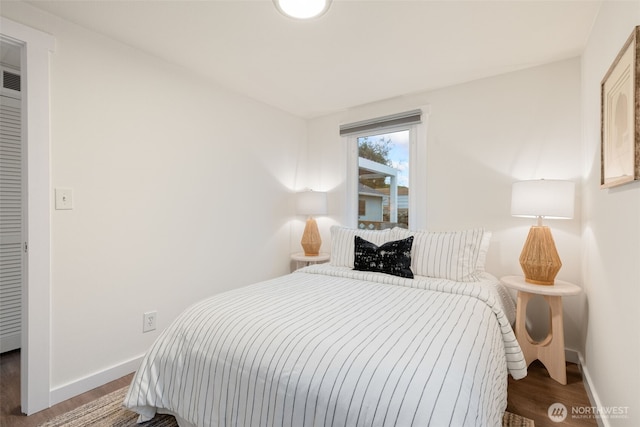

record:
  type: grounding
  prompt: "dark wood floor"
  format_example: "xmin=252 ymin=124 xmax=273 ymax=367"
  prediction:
xmin=2 ymin=349 xmax=597 ymax=427
xmin=0 ymin=350 xmax=133 ymax=427
xmin=507 ymin=360 xmax=598 ymax=427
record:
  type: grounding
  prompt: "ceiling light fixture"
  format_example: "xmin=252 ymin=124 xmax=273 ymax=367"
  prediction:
xmin=274 ymin=0 xmax=332 ymax=19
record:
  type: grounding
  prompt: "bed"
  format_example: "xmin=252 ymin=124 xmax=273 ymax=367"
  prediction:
xmin=123 ymin=227 xmax=527 ymax=427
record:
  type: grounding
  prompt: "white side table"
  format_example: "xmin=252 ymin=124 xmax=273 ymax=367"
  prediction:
xmin=291 ymin=252 xmax=330 ymax=271
xmin=500 ymin=275 xmax=582 ymax=385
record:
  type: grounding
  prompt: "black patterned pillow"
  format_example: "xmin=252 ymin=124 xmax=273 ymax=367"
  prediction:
xmin=353 ymin=236 xmax=414 ymax=279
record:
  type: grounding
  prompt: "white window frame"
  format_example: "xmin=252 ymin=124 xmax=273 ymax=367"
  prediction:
xmin=344 ymin=106 xmax=430 ymax=230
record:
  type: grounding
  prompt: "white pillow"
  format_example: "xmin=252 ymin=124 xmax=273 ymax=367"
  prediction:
xmin=393 ymin=228 xmax=491 ymax=281
xmin=329 ymin=226 xmax=394 ymax=268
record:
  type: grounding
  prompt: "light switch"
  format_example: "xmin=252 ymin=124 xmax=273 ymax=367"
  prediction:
xmin=55 ymin=188 xmax=73 ymax=210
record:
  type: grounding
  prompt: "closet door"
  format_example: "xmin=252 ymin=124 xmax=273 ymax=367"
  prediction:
xmin=0 ymin=93 xmax=23 ymax=353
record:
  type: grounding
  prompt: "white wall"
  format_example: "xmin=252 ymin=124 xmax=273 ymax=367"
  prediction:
xmin=581 ymin=2 xmax=640 ymax=425
xmin=308 ymin=58 xmax=584 ymax=350
xmin=1 ymin=2 xmax=306 ymax=401
xmin=5 ymin=1 xmax=637 ymax=420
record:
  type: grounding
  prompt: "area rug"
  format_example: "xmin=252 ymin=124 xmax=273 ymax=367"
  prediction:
xmin=39 ymin=386 xmax=535 ymax=426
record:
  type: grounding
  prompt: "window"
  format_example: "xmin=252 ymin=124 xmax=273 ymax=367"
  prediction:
xmin=357 ymin=130 xmax=410 ymax=229
xmin=342 ymin=108 xmax=429 ymax=231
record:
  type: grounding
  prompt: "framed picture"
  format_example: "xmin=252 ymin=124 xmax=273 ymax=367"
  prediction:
xmin=601 ymin=26 xmax=640 ymax=189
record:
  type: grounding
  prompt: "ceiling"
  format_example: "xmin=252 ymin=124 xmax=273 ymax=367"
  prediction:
xmin=25 ymin=0 xmax=602 ymax=118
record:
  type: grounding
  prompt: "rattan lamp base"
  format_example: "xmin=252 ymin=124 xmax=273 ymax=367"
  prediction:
xmin=301 ymin=217 xmax=322 ymax=256
xmin=519 ymin=225 xmax=562 ymax=285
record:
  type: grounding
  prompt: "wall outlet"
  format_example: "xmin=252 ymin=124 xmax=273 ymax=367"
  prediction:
xmin=143 ymin=311 xmax=157 ymax=333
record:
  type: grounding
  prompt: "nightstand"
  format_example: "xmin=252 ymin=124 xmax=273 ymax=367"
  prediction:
xmin=291 ymin=252 xmax=330 ymax=271
xmin=500 ymin=275 xmax=582 ymax=385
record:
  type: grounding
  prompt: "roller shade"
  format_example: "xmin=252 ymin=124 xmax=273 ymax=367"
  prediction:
xmin=339 ymin=109 xmax=422 ymax=136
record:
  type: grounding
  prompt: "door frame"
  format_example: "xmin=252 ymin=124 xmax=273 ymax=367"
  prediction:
xmin=1 ymin=17 xmax=54 ymax=415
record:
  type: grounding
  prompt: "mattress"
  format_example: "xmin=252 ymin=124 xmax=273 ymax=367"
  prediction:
xmin=124 ymin=264 xmax=526 ymax=427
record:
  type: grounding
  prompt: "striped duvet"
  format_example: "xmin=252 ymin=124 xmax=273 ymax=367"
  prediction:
xmin=124 ymin=265 xmax=526 ymax=427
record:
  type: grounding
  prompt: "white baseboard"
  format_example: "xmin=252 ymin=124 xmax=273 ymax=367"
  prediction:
xmin=49 ymin=354 xmax=143 ymax=406
xmin=565 ymin=348 xmax=580 ymax=364
xmin=576 ymin=352 xmax=608 ymax=427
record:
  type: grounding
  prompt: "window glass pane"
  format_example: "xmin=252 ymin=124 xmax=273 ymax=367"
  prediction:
xmin=357 ymin=129 xmax=409 ymax=230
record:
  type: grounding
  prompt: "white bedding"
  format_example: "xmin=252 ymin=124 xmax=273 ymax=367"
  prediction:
xmin=124 ymin=265 xmax=526 ymax=427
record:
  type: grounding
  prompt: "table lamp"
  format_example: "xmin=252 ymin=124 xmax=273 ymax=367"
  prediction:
xmin=296 ymin=190 xmax=327 ymax=256
xmin=511 ymin=179 xmax=575 ymax=285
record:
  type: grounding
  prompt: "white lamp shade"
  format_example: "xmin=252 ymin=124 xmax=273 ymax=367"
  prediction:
xmin=296 ymin=190 xmax=327 ymax=216
xmin=511 ymin=180 xmax=575 ymax=219
xmin=274 ymin=0 xmax=332 ymax=19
